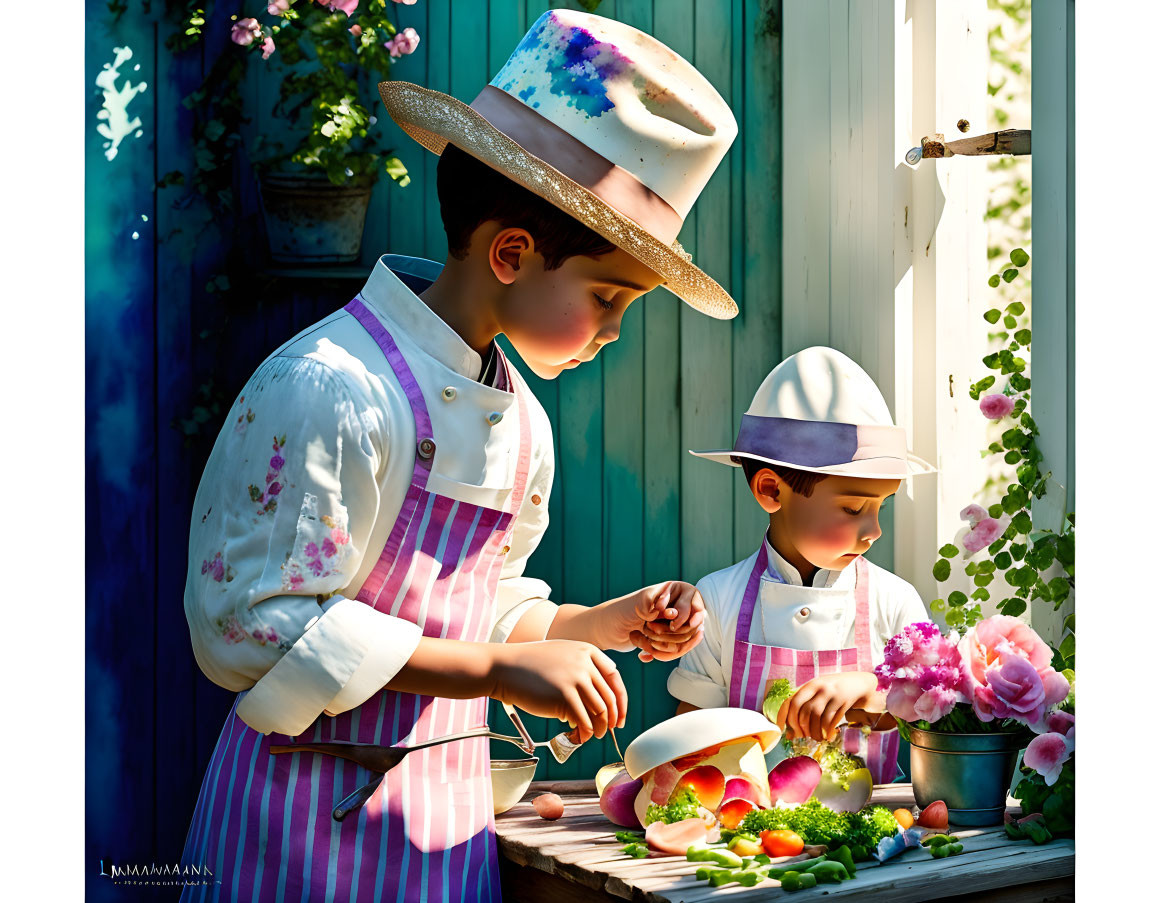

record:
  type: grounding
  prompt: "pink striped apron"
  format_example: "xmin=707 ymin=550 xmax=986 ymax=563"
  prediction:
xmin=728 ymin=543 xmax=901 ymax=784
xmin=180 ymin=298 xmax=531 ymax=902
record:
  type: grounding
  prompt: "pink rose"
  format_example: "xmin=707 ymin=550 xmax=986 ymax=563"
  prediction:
xmin=960 ymin=615 xmax=1054 ymax=681
xmin=959 ymin=503 xmax=988 ymax=526
xmin=980 ymin=393 xmax=1016 ymax=421
xmin=972 ymin=655 xmax=1045 ymax=724
xmin=962 ymin=516 xmax=1003 ymax=553
xmin=261 ymin=36 xmax=276 ymax=60
xmin=1024 ymin=730 xmax=1074 ymax=786
xmin=231 ymin=17 xmax=262 ymax=46
xmin=267 ymin=0 xmax=290 ymax=14
xmin=393 ymin=0 xmax=418 ymax=5
xmin=332 ymin=0 xmax=360 ymax=15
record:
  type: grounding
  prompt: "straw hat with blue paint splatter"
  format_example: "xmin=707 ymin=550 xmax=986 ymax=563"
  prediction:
xmin=378 ymin=9 xmax=739 ymax=319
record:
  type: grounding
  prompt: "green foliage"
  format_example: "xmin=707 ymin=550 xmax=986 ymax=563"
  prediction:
xmin=738 ymin=800 xmax=898 ymax=858
xmin=644 ymin=787 xmax=702 ymax=826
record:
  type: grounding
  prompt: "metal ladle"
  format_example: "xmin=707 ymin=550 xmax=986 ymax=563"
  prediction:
xmin=270 ymin=704 xmax=589 ymax=822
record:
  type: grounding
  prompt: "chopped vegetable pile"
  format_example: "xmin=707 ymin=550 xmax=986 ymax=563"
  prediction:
xmin=644 ymin=786 xmax=703 ymax=826
xmin=736 ymin=799 xmax=900 ymax=860
xmin=818 ymin=747 xmax=862 ymax=791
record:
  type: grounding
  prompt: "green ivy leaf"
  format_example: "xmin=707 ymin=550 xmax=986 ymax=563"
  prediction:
xmin=948 ymin=591 xmax=968 ymax=606
xmin=984 ymin=308 xmax=1002 ymax=324
xmin=995 ymin=551 xmax=1012 ymax=569
xmin=999 ymin=597 xmax=1027 ymax=617
xmin=946 ymin=607 xmax=966 ymax=627
xmin=1012 ymin=512 xmax=1033 ymax=534
xmin=964 ymin=561 xmax=978 ymax=576
xmin=1004 ymin=450 xmax=1021 ymax=465
xmin=988 ymin=504 xmax=1003 ymax=519
xmin=939 ymin=543 xmax=959 ymax=558
xmin=1003 ymin=315 xmax=1018 ymax=329
xmin=933 ymin=559 xmax=952 ymax=582
xmin=988 ymin=274 xmax=1001 ymax=288
xmin=929 ymin=598 xmax=947 ymax=614
xmin=1007 ymin=301 xmax=1026 ymax=315
xmin=1015 ymin=328 xmax=1032 ymax=346
xmin=1010 ymin=248 xmax=1030 ymax=267
xmin=1058 ymin=632 xmax=1075 ymax=665
xmin=970 ymin=587 xmax=991 ymax=601
xmin=1002 ymin=268 xmax=1019 ymax=283
xmin=974 ymin=573 xmax=993 ymax=587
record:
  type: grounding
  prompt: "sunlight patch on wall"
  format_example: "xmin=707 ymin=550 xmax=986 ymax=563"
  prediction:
xmin=96 ymin=46 xmax=148 ymax=162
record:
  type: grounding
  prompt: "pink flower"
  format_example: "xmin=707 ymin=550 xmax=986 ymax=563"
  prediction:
xmin=331 ymin=526 xmax=350 ymax=545
xmin=349 ymin=24 xmax=363 ymax=37
xmin=971 ymin=655 xmax=1045 ymax=724
xmin=386 ymin=27 xmax=421 ymax=57
xmin=304 ymin=542 xmax=319 ymax=559
xmin=913 ymin=683 xmax=962 ymax=723
xmin=884 ymin=681 xmax=924 ymax=723
xmin=959 ymin=504 xmax=988 ymax=527
xmin=962 ymin=516 xmax=1003 ymax=553
xmin=322 ymin=538 xmax=337 ymax=557
xmin=267 ymin=481 xmax=282 ymax=496
xmin=980 ymin=393 xmax=1016 ymax=421
xmin=1045 ymin=710 xmax=1075 ymax=737
xmin=267 ymin=0 xmax=290 ymax=14
xmin=318 ymin=0 xmax=359 ymax=14
xmin=1024 ymin=730 xmax=1074 ymax=786
xmin=393 ymin=0 xmax=418 ymax=5
xmin=231 ymin=17 xmax=262 ymax=46
xmin=261 ymin=36 xmax=276 ymax=60
xmin=210 ymin=557 xmax=225 ymax=582
xmin=270 ymin=454 xmax=285 ymax=471
xmin=960 ymin=615 xmax=1054 ymax=680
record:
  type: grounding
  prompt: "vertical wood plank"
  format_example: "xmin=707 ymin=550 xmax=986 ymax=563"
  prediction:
xmin=85 ymin=9 xmax=158 ymax=899
xmin=733 ymin=0 xmax=783 ymax=562
xmin=422 ymin=0 xmax=452 ymax=260
xmin=681 ymin=0 xmax=736 ymax=585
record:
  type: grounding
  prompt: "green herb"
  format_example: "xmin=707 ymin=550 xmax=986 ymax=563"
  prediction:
xmin=613 ymin=830 xmax=645 ymax=843
xmin=644 ymin=786 xmax=702 ymax=826
xmin=762 ymin=678 xmax=794 ymax=723
xmin=738 ymin=799 xmax=899 ymax=858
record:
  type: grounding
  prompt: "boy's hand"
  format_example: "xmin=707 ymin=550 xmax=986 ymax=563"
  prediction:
xmin=489 ymin=640 xmax=627 ymax=743
xmin=775 ymin=671 xmax=880 ymax=742
xmin=621 ymin=581 xmax=705 ymax=662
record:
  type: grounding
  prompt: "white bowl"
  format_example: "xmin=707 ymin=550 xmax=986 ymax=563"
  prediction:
xmin=490 ymin=757 xmax=539 ymax=815
xmin=624 ymin=707 xmax=781 ymax=779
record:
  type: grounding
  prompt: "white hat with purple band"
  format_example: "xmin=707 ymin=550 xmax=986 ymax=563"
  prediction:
xmin=378 ymin=9 xmax=739 ymax=319
xmin=691 ymin=346 xmax=936 ymax=479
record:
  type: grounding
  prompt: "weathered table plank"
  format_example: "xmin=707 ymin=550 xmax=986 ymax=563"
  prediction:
xmin=494 ymin=781 xmax=1074 ymax=902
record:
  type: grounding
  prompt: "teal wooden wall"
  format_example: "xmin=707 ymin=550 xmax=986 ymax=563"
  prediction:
xmin=86 ymin=1 xmax=780 ymax=890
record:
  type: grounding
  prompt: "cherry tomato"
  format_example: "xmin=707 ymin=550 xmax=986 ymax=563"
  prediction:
xmin=760 ymin=829 xmax=805 ymax=858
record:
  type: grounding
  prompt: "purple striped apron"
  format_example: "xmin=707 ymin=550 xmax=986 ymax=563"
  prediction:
xmin=727 ymin=544 xmax=901 ymax=784
xmin=180 ymin=298 xmax=532 ymax=902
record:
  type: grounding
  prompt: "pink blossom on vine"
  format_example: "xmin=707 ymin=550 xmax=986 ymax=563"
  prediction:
xmin=959 ymin=503 xmax=988 ymax=527
xmin=386 ymin=27 xmax=421 ymax=57
xmin=261 ymin=36 xmax=276 ymax=59
xmin=979 ymin=393 xmax=1016 ymax=420
xmin=962 ymin=516 xmax=1003 ymax=553
xmin=231 ymin=18 xmax=262 ymax=47
xmin=267 ymin=0 xmax=290 ymax=15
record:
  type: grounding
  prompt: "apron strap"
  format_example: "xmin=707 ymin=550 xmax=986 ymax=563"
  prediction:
xmin=344 ymin=298 xmax=437 ymax=594
xmin=730 ymin=543 xmax=771 ymax=694
xmin=853 ymin=556 xmax=873 ymax=672
xmin=497 ymin=347 xmax=533 ymax=518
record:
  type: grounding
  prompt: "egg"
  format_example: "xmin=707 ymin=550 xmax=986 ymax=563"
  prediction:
xmin=532 ymin=792 xmax=565 ymax=820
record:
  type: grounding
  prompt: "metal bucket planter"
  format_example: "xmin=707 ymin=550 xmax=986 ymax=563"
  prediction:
xmin=258 ymin=171 xmax=373 ymax=264
xmin=908 ymin=727 xmax=1028 ymax=827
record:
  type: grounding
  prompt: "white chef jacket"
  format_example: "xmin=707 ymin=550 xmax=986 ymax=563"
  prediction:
xmin=667 ymin=536 xmax=930 ymax=710
xmin=184 ymin=256 xmax=558 ymax=736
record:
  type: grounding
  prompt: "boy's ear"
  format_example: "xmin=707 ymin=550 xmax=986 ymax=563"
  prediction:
xmin=488 ymin=227 xmax=535 ymax=285
xmin=750 ymin=468 xmax=783 ymax=515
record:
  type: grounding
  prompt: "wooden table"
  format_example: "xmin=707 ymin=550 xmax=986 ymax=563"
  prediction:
xmin=494 ymin=781 xmax=1074 ymax=903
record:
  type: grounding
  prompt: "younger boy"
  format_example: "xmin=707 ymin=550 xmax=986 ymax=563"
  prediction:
xmin=669 ymin=347 xmax=935 ymax=783
xmin=181 ymin=9 xmax=738 ymax=902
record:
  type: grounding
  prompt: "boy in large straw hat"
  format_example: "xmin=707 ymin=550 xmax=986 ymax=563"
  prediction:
xmin=180 ymin=9 xmax=736 ymax=901
xmin=670 ymin=347 xmax=936 ymax=785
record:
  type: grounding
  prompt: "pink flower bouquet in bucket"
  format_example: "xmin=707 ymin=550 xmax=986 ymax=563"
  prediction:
xmin=875 ymin=617 xmax=1074 ymax=828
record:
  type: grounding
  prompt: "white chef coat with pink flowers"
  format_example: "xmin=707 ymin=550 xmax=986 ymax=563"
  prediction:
xmin=184 ymin=256 xmax=559 ymax=736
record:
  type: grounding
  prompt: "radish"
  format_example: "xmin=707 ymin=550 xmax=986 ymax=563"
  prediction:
xmin=599 ymin=772 xmax=644 ymax=828
xmin=768 ymin=756 xmax=822 ymax=804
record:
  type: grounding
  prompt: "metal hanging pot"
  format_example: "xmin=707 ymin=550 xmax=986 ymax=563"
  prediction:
xmin=908 ymin=727 xmax=1029 ymax=827
xmin=258 ymin=170 xmax=374 ymax=264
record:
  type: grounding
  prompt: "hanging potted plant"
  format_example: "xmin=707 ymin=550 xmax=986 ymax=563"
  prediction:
xmin=231 ymin=0 xmax=419 ymax=263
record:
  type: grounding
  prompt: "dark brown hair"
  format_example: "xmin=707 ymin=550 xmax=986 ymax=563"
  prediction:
xmin=435 ymin=143 xmax=617 ymax=269
xmin=738 ymin=458 xmax=828 ymax=498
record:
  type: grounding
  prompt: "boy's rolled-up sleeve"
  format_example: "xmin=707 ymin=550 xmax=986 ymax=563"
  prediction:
xmin=666 ymin=576 xmax=729 ymax=709
xmin=185 ymin=354 xmax=422 ymax=736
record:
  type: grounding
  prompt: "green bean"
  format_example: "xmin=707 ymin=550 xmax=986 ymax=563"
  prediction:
xmin=930 ymin=842 xmax=964 ymax=859
xmin=778 ymin=871 xmax=818 ymax=892
xmin=805 ymin=860 xmax=853 ymax=883
xmin=686 ymin=847 xmax=743 ymax=868
xmin=767 ymin=855 xmax=828 ymax=879
xmin=921 ymin=834 xmax=958 ymax=847
xmin=695 ymin=866 xmax=729 ymax=881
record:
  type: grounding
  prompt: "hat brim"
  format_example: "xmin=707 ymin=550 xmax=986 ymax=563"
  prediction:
xmin=378 ymin=80 xmax=738 ymax=320
xmin=689 ymin=448 xmax=937 ymax=479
